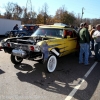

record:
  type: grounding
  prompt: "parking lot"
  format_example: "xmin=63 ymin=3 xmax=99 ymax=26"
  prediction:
xmin=0 ymin=36 xmax=100 ymax=100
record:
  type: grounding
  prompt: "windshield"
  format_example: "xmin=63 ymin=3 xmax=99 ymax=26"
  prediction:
xmin=31 ymin=28 xmax=63 ymax=38
xmin=19 ymin=25 xmax=36 ymax=31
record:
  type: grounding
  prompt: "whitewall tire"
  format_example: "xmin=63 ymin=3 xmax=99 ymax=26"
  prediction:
xmin=44 ymin=55 xmax=57 ymax=73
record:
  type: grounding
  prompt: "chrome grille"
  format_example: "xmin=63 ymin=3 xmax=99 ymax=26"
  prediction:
xmin=10 ymin=43 xmax=28 ymax=50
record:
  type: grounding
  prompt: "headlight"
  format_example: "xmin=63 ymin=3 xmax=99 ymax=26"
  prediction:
xmin=1 ymin=42 xmax=7 ymax=47
xmin=1 ymin=39 xmax=9 ymax=47
xmin=34 ymin=45 xmax=41 ymax=52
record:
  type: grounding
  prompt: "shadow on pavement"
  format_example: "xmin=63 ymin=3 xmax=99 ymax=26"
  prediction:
xmin=0 ymin=69 xmax=5 ymax=74
xmin=15 ymin=53 xmax=100 ymax=99
xmin=14 ymin=63 xmax=34 ymax=71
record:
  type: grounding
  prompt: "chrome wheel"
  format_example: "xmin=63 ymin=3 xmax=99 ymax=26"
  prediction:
xmin=47 ymin=55 xmax=57 ymax=72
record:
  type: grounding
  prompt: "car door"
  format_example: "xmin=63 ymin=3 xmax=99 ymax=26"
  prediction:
xmin=46 ymin=29 xmax=65 ymax=57
xmin=63 ymin=29 xmax=78 ymax=55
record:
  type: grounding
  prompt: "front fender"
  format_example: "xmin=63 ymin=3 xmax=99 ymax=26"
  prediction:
xmin=51 ymin=49 xmax=59 ymax=56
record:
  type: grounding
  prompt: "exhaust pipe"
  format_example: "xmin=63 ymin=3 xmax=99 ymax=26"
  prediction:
xmin=12 ymin=49 xmax=27 ymax=58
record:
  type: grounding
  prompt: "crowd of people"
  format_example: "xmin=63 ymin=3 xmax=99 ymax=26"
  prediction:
xmin=78 ymin=22 xmax=100 ymax=66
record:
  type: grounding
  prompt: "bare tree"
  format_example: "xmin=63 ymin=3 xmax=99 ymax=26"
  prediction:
xmin=46 ymin=15 xmax=54 ymax=24
xmin=54 ymin=6 xmax=76 ymax=25
xmin=4 ymin=2 xmax=22 ymax=20
xmin=21 ymin=6 xmax=37 ymax=24
xmin=13 ymin=4 xmax=23 ymax=20
xmin=43 ymin=3 xmax=49 ymax=24
xmin=2 ymin=1 xmax=100 ymax=26
xmin=4 ymin=2 xmax=16 ymax=19
xmin=36 ymin=14 xmax=44 ymax=24
xmin=36 ymin=3 xmax=49 ymax=24
xmin=22 ymin=8 xmax=29 ymax=24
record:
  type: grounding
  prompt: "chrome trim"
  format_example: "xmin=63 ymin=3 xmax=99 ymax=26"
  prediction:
xmin=12 ymin=49 xmax=27 ymax=58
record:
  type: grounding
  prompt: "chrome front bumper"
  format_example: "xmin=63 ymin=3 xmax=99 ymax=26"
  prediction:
xmin=12 ymin=49 xmax=27 ymax=58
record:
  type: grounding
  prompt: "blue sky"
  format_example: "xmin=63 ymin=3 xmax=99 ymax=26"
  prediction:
xmin=0 ymin=0 xmax=100 ymax=19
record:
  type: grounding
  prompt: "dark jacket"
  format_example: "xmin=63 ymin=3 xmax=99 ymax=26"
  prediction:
xmin=13 ymin=25 xmax=19 ymax=30
xmin=77 ymin=27 xmax=82 ymax=42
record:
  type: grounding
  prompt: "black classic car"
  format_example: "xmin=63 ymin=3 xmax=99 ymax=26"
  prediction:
xmin=5 ymin=24 xmax=39 ymax=37
xmin=5 ymin=30 xmax=28 ymax=37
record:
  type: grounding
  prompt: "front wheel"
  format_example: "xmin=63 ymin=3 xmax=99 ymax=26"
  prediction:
xmin=44 ymin=55 xmax=57 ymax=73
xmin=11 ymin=54 xmax=23 ymax=64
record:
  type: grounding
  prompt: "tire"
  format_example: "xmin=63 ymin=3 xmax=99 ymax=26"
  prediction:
xmin=11 ymin=54 xmax=23 ymax=64
xmin=44 ymin=55 xmax=57 ymax=73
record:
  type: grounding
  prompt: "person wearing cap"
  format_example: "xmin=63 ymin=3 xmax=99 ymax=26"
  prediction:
xmin=92 ymin=24 xmax=100 ymax=61
xmin=79 ymin=22 xmax=91 ymax=65
xmin=80 ymin=23 xmax=84 ymax=28
xmin=78 ymin=23 xmax=84 ymax=33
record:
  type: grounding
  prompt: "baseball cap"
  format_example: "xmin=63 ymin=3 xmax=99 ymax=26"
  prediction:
xmin=80 ymin=23 xmax=83 ymax=27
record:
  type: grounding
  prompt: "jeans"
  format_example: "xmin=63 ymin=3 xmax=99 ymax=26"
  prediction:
xmin=94 ymin=42 xmax=100 ymax=61
xmin=79 ymin=43 xmax=89 ymax=65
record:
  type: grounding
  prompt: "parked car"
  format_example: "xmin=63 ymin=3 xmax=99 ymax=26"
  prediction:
xmin=0 ymin=23 xmax=79 ymax=73
xmin=5 ymin=30 xmax=28 ymax=37
xmin=5 ymin=24 xmax=39 ymax=37
xmin=19 ymin=24 xmax=39 ymax=35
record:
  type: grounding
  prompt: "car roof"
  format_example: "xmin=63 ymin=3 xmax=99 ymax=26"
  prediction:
xmin=21 ymin=24 xmax=36 ymax=26
xmin=39 ymin=23 xmax=73 ymax=30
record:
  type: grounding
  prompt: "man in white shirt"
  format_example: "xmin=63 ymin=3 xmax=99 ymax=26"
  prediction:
xmin=92 ymin=24 xmax=100 ymax=61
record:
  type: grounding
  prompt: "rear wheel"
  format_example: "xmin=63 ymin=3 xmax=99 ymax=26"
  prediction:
xmin=11 ymin=54 xmax=23 ymax=64
xmin=44 ymin=55 xmax=57 ymax=73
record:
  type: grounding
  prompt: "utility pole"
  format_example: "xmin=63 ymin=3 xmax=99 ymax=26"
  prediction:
xmin=26 ymin=0 xmax=33 ymax=24
xmin=81 ymin=7 xmax=84 ymax=22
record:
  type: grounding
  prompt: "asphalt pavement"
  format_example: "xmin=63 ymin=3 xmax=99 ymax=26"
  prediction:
xmin=0 ymin=36 xmax=100 ymax=100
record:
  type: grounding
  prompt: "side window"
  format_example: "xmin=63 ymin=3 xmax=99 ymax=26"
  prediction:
xmin=23 ymin=26 xmax=28 ymax=31
xmin=64 ymin=30 xmax=73 ymax=38
xmin=30 ymin=26 xmax=34 ymax=30
xmin=59 ymin=30 xmax=63 ymax=36
xmin=68 ymin=30 xmax=73 ymax=38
